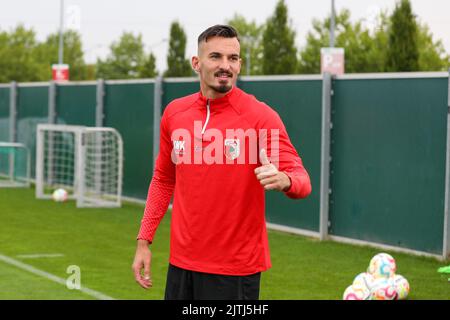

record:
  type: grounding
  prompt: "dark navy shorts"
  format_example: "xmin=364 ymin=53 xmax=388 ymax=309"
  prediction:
xmin=164 ymin=264 xmax=261 ymax=300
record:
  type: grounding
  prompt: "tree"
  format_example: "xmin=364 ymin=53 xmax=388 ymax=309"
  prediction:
xmin=0 ymin=26 xmax=92 ymax=82
xmin=164 ymin=21 xmax=191 ymax=77
xmin=0 ymin=25 xmax=41 ymax=82
xmin=298 ymin=9 xmax=389 ymax=74
xmin=297 ymin=5 xmax=450 ymax=74
xmin=366 ymin=13 xmax=390 ymax=72
xmin=262 ymin=0 xmax=298 ymax=75
xmin=139 ymin=52 xmax=158 ymax=78
xmin=96 ymin=32 xmax=146 ymax=79
xmin=34 ymin=30 xmax=87 ymax=80
xmin=386 ymin=0 xmax=419 ymax=71
xmin=226 ymin=14 xmax=264 ymax=75
xmin=417 ymin=23 xmax=450 ymax=71
xmin=84 ymin=64 xmax=96 ymax=80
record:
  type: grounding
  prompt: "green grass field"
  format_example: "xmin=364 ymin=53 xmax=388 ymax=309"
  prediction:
xmin=0 ymin=188 xmax=449 ymax=300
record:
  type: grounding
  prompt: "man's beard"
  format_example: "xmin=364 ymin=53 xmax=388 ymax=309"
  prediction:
xmin=211 ymin=83 xmax=232 ymax=93
xmin=211 ymin=70 xmax=233 ymax=93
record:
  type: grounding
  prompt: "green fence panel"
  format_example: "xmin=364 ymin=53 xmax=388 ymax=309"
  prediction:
xmin=104 ymin=82 xmax=155 ymax=200
xmin=16 ymin=85 xmax=49 ymax=178
xmin=56 ymin=84 xmax=96 ymax=126
xmin=238 ymin=79 xmax=322 ymax=232
xmin=0 ymin=87 xmax=10 ymax=142
xmin=330 ymin=77 xmax=448 ymax=254
xmin=162 ymin=80 xmax=199 ymax=111
xmin=0 ymin=86 xmax=11 ymax=177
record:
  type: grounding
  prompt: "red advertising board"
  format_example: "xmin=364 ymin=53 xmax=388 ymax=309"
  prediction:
xmin=52 ymin=64 xmax=70 ymax=82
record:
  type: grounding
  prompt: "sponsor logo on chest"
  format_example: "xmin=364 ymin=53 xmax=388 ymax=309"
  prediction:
xmin=173 ymin=140 xmax=185 ymax=155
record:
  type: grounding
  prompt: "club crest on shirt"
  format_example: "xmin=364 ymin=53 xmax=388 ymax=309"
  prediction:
xmin=224 ymin=139 xmax=240 ymax=160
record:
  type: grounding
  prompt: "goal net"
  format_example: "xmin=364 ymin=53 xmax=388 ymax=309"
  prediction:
xmin=35 ymin=124 xmax=123 ymax=208
xmin=0 ymin=142 xmax=30 ymax=188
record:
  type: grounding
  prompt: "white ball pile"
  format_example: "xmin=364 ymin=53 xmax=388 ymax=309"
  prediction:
xmin=343 ymin=252 xmax=410 ymax=300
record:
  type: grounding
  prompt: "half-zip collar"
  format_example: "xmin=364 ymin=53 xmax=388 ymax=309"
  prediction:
xmin=197 ymin=85 xmax=242 ymax=112
xmin=197 ymin=86 xmax=242 ymax=135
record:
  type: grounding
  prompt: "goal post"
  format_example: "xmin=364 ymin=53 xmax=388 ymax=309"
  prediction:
xmin=36 ymin=124 xmax=123 ymax=208
xmin=0 ymin=142 xmax=30 ymax=188
xmin=80 ymin=127 xmax=124 ymax=208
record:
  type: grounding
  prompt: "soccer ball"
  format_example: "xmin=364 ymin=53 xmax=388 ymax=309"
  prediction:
xmin=368 ymin=253 xmax=397 ymax=279
xmin=343 ymin=283 xmax=371 ymax=300
xmin=370 ymin=278 xmax=397 ymax=300
xmin=353 ymin=272 xmax=375 ymax=291
xmin=52 ymin=188 xmax=68 ymax=202
xmin=392 ymin=274 xmax=410 ymax=300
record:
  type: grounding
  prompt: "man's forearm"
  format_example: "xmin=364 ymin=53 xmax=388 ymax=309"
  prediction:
xmin=137 ymin=178 xmax=174 ymax=243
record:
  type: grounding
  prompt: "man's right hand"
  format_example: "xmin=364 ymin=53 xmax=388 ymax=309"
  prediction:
xmin=132 ymin=239 xmax=152 ymax=289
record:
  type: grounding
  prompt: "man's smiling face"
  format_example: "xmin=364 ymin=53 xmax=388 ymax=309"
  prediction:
xmin=192 ymin=36 xmax=242 ymax=98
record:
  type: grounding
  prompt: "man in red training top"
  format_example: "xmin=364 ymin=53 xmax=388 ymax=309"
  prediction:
xmin=132 ymin=24 xmax=312 ymax=300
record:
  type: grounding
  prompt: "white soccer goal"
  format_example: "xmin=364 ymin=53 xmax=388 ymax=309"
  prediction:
xmin=35 ymin=124 xmax=123 ymax=208
xmin=0 ymin=142 xmax=30 ymax=188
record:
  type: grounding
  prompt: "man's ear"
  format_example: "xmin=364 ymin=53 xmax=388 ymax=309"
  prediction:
xmin=192 ymin=56 xmax=200 ymax=73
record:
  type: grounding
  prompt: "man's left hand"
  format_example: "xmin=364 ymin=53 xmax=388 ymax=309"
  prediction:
xmin=254 ymin=149 xmax=291 ymax=192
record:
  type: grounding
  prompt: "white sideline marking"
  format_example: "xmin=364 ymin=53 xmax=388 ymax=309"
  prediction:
xmin=0 ymin=253 xmax=115 ymax=300
xmin=16 ymin=253 xmax=65 ymax=259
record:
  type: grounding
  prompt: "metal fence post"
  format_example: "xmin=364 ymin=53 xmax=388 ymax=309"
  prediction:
xmin=153 ymin=76 xmax=163 ymax=173
xmin=94 ymin=79 xmax=105 ymax=194
xmin=444 ymin=69 xmax=450 ymax=259
xmin=8 ymin=81 xmax=17 ymax=181
xmin=48 ymin=81 xmax=56 ymax=124
xmin=96 ymin=79 xmax=105 ymax=127
xmin=9 ymin=81 xmax=17 ymax=143
xmin=47 ymin=81 xmax=57 ymax=185
xmin=320 ymin=72 xmax=332 ymax=241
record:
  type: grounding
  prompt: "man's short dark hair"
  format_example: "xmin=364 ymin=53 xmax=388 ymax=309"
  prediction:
xmin=198 ymin=25 xmax=240 ymax=45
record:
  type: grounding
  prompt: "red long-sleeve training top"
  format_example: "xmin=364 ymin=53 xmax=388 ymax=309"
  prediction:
xmin=137 ymin=86 xmax=311 ymax=276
